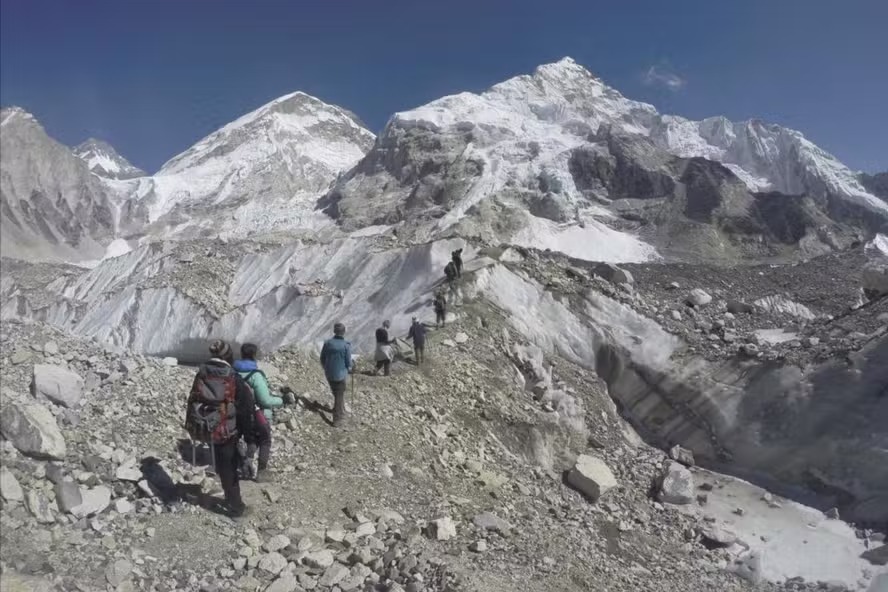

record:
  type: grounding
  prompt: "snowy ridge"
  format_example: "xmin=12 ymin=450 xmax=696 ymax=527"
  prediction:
xmin=117 ymin=91 xmax=376 ymax=235
xmin=393 ymin=56 xmax=887 ymax=223
xmin=73 ymin=138 xmax=145 ymax=180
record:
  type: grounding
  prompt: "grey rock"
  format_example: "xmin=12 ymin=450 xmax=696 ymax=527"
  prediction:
xmin=566 ymin=454 xmax=617 ymax=502
xmin=730 ymin=550 xmax=763 ymax=584
xmin=105 ymin=559 xmax=133 ymax=587
xmin=303 ymin=549 xmax=335 ymax=569
xmin=54 ymin=481 xmax=83 ymax=513
xmin=669 ymin=444 xmax=695 ymax=466
xmin=687 ymin=289 xmax=713 ymax=307
xmin=593 ymin=262 xmax=634 ymax=285
xmin=659 ymin=462 xmax=694 ymax=505
xmin=472 ymin=512 xmax=512 ymax=535
xmin=429 ymin=516 xmax=457 ymax=541
xmin=862 ymin=544 xmax=888 ymax=566
xmin=31 ymin=364 xmax=84 ymax=408
xmin=71 ymin=485 xmax=111 ymax=518
xmin=258 ymin=552 xmax=288 ymax=575
xmin=265 ymin=573 xmax=301 ymax=592
xmin=26 ymin=490 xmax=55 ymax=523
xmin=0 ymin=466 xmax=24 ymax=502
xmin=318 ymin=563 xmax=349 ymax=587
xmin=264 ymin=534 xmax=291 ymax=552
xmin=469 ymin=540 xmax=488 ymax=552
xmin=0 ymin=399 xmax=67 ymax=460
xmin=700 ymin=524 xmax=737 ymax=547
xmin=867 ymin=573 xmax=888 ymax=592
xmin=726 ymin=300 xmax=754 ymax=314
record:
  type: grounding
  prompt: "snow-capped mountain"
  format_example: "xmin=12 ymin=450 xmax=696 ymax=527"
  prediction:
xmin=0 ymin=107 xmax=121 ymax=263
xmin=73 ymin=138 xmax=145 ymax=180
xmin=117 ymin=91 xmax=376 ymax=239
xmin=322 ymin=57 xmax=886 ymax=263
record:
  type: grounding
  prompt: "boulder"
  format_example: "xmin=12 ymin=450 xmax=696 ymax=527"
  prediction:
xmin=71 ymin=485 xmax=111 ymax=518
xmin=862 ymin=544 xmax=888 ymax=566
xmin=700 ymin=524 xmax=738 ymax=548
xmin=593 ymin=263 xmax=634 ymax=285
xmin=162 ymin=357 xmax=178 ymax=367
xmin=258 ymin=552 xmax=288 ymax=575
xmin=726 ymin=300 xmax=754 ymax=314
xmin=318 ymin=563 xmax=349 ymax=587
xmin=0 ymin=466 xmax=24 ymax=502
xmin=25 ymin=490 xmax=55 ymax=523
xmin=0 ymin=572 xmax=55 ymax=592
xmin=659 ymin=461 xmax=694 ymax=505
xmin=105 ymin=559 xmax=133 ymax=587
xmin=566 ymin=455 xmax=618 ymax=502
xmin=303 ymin=549 xmax=334 ymax=569
xmin=31 ymin=364 xmax=84 ymax=408
xmin=686 ymin=289 xmax=713 ymax=307
xmin=265 ymin=574 xmax=300 ymax=592
xmin=669 ymin=445 xmax=695 ymax=466
xmin=429 ymin=516 xmax=457 ymax=541
xmin=472 ymin=512 xmax=512 ymax=535
xmin=264 ymin=534 xmax=291 ymax=553
xmin=0 ymin=399 xmax=67 ymax=460
xmin=54 ymin=481 xmax=83 ymax=513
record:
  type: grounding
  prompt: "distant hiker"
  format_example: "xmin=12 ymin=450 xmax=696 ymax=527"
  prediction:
xmin=434 ymin=292 xmax=447 ymax=327
xmin=320 ymin=322 xmax=354 ymax=427
xmin=444 ymin=261 xmax=457 ymax=287
xmin=374 ymin=320 xmax=396 ymax=376
xmin=184 ymin=339 xmax=257 ymax=518
xmin=407 ymin=317 xmax=427 ymax=365
xmin=452 ymin=248 xmax=463 ymax=278
xmin=233 ymin=343 xmax=295 ymax=482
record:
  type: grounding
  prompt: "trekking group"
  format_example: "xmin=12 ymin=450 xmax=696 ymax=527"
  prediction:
xmin=184 ymin=247 xmax=465 ymax=517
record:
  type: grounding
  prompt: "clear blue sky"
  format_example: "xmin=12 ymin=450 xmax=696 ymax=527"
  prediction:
xmin=2 ymin=0 xmax=886 ymax=174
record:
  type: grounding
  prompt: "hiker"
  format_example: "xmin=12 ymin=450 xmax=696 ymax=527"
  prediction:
xmin=452 ymin=248 xmax=463 ymax=278
xmin=406 ymin=316 xmax=427 ymax=365
xmin=444 ymin=261 xmax=457 ymax=288
xmin=184 ymin=340 xmax=257 ymax=517
xmin=233 ymin=343 xmax=295 ymax=482
xmin=374 ymin=320 xmax=396 ymax=376
xmin=434 ymin=292 xmax=447 ymax=327
xmin=320 ymin=322 xmax=354 ymax=427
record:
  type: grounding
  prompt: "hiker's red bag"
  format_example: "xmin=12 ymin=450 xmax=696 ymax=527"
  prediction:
xmin=184 ymin=364 xmax=238 ymax=444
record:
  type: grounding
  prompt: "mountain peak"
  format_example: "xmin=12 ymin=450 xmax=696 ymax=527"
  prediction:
xmin=73 ymin=137 xmax=145 ymax=180
xmin=1 ymin=106 xmax=39 ymax=128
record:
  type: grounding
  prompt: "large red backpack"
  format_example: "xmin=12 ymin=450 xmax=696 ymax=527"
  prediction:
xmin=184 ymin=363 xmax=239 ymax=444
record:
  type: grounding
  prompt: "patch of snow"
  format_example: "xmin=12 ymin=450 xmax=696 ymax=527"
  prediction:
xmin=754 ymin=328 xmax=799 ymax=345
xmin=753 ymin=296 xmax=816 ymax=320
xmin=509 ymin=215 xmax=658 ymax=263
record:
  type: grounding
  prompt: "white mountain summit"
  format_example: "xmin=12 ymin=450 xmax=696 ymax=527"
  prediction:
xmin=116 ymin=91 xmax=376 ymax=240
xmin=73 ymin=138 xmax=146 ymax=180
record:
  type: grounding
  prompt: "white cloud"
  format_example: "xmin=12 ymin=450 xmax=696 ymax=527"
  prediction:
xmin=642 ymin=64 xmax=686 ymax=91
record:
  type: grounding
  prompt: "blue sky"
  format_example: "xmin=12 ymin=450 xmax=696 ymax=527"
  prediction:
xmin=2 ymin=0 xmax=886 ymax=174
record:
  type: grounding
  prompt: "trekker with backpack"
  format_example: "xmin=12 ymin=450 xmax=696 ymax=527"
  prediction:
xmin=434 ymin=292 xmax=447 ymax=327
xmin=374 ymin=320 xmax=396 ymax=376
xmin=233 ymin=343 xmax=296 ymax=482
xmin=452 ymin=248 xmax=463 ymax=278
xmin=320 ymin=322 xmax=354 ymax=428
xmin=406 ymin=317 xmax=427 ymax=365
xmin=444 ymin=262 xmax=457 ymax=288
xmin=184 ymin=340 xmax=257 ymax=517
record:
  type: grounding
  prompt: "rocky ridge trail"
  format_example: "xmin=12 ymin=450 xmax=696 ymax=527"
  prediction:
xmin=1 ymin=295 xmax=885 ymax=591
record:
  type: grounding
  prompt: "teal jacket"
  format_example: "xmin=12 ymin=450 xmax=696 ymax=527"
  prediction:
xmin=233 ymin=359 xmax=282 ymax=420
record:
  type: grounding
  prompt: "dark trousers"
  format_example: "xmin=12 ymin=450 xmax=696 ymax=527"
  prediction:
xmin=436 ymin=310 xmax=446 ymax=326
xmin=454 ymin=261 xmax=462 ymax=277
xmin=329 ymin=380 xmax=347 ymax=426
xmin=375 ymin=359 xmax=391 ymax=376
xmin=414 ymin=345 xmax=425 ymax=365
xmin=213 ymin=439 xmax=243 ymax=510
xmin=247 ymin=418 xmax=272 ymax=472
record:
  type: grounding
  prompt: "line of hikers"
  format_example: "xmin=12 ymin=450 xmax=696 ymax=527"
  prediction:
xmin=184 ymin=311 xmax=448 ymax=517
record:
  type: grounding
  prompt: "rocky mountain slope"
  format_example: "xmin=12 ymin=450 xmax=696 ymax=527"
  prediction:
xmin=859 ymin=172 xmax=888 ymax=203
xmin=74 ymin=138 xmax=146 ymax=180
xmin=0 ymin=107 xmax=121 ymax=263
xmin=320 ymin=58 xmax=886 ymax=264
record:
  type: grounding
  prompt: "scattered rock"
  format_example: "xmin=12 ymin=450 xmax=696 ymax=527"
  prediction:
xmin=0 ymin=466 xmax=24 ymax=502
xmin=304 ymin=549 xmax=335 ymax=569
xmin=258 ymin=552 xmax=288 ymax=575
xmin=71 ymin=485 xmax=111 ymax=518
xmin=31 ymin=364 xmax=85 ymax=408
xmin=25 ymin=490 xmax=55 ymax=523
xmin=700 ymin=524 xmax=738 ymax=548
xmin=454 ymin=333 xmax=469 ymax=344
xmin=669 ymin=445 xmax=695 ymax=467
xmin=54 ymin=481 xmax=83 ymax=513
xmin=105 ymin=559 xmax=133 ymax=587
xmin=659 ymin=462 xmax=694 ymax=505
xmin=318 ymin=563 xmax=349 ymax=587
xmin=594 ymin=262 xmax=634 ymax=285
xmin=469 ymin=540 xmax=488 ymax=553
xmin=429 ymin=516 xmax=457 ymax=541
xmin=726 ymin=300 xmax=754 ymax=314
xmin=265 ymin=573 xmax=300 ymax=592
xmin=472 ymin=512 xmax=512 ymax=535
xmin=162 ymin=357 xmax=178 ymax=367
xmin=686 ymin=289 xmax=713 ymax=307
xmin=0 ymin=399 xmax=67 ymax=460
xmin=566 ymin=455 xmax=617 ymax=502
xmin=114 ymin=498 xmax=133 ymax=514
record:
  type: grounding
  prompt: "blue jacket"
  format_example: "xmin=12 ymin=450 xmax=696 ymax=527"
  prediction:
xmin=407 ymin=322 xmax=427 ymax=347
xmin=320 ymin=335 xmax=353 ymax=382
xmin=233 ymin=359 xmax=283 ymax=420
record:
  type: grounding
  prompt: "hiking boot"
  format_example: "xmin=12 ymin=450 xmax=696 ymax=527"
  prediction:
xmin=253 ymin=470 xmax=273 ymax=484
xmin=226 ymin=503 xmax=251 ymax=519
